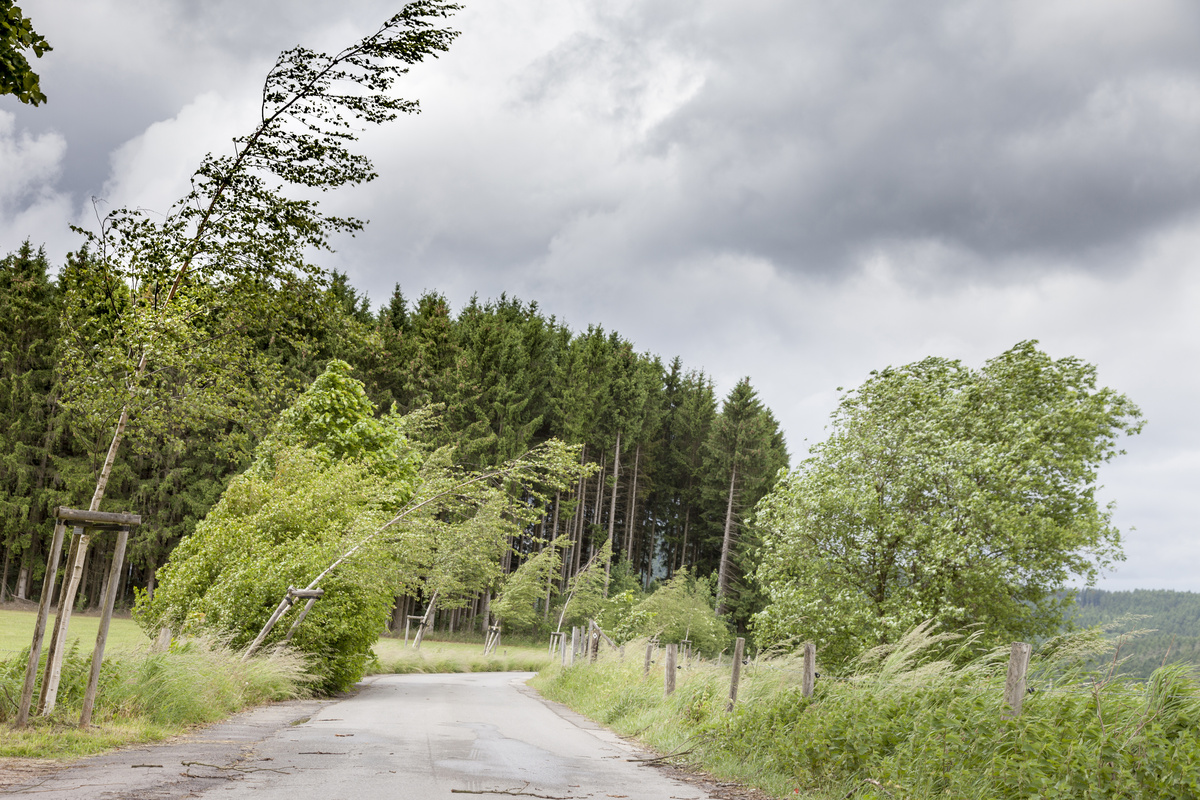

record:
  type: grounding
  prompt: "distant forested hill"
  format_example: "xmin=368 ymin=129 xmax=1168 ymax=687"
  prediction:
xmin=1069 ymin=588 xmax=1200 ymax=679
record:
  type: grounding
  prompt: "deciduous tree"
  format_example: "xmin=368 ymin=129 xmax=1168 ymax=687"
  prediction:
xmin=753 ymin=341 xmax=1143 ymax=665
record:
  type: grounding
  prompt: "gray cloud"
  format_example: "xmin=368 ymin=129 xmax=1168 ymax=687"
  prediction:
xmin=3 ymin=0 xmax=1199 ymax=591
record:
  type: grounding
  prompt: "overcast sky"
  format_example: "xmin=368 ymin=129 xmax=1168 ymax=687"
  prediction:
xmin=4 ymin=0 xmax=1199 ymax=591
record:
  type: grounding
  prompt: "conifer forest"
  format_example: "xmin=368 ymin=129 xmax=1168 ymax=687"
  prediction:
xmin=0 ymin=240 xmax=789 ymax=635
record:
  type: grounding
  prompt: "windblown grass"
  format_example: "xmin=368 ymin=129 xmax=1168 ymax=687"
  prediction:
xmin=534 ymin=625 xmax=1200 ymax=799
xmin=0 ymin=637 xmax=309 ymax=759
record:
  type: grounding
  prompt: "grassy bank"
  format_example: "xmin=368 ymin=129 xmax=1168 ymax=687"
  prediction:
xmin=0 ymin=637 xmax=308 ymax=759
xmin=533 ymin=629 xmax=1200 ymax=800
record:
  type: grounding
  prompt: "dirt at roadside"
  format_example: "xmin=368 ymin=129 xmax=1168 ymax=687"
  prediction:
xmin=640 ymin=756 xmax=782 ymax=800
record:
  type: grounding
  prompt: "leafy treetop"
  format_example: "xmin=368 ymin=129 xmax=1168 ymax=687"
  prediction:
xmin=752 ymin=341 xmax=1143 ymax=666
xmin=1 ymin=2 xmax=50 ymax=106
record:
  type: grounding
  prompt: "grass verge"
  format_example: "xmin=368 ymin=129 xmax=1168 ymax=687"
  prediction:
xmin=533 ymin=627 xmax=1200 ymax=800
xmin=1 ymin=637 xmax=308 ymax=759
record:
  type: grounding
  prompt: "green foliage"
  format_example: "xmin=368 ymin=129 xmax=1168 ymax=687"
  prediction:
xmin=0 ymin=242 xmax=60 ymax=596
xmin=136 ymin=361 xmax=588 ymax=692
xmin=1069 ymin=588 xmax=1200 ymax=680
xmin=537 ymin=624 xmax=1200 ymax=800
xmin=702 ymin=377 xmax=788 ymax=622
xmin=595 ymin=569 xmax=730 ymax=657
xmin=136 ymin=446 xmax=405 ymax=693
xmin=493 ymin=536 xmax=567 ymax=631
xmin=0 ymin=1 xmax=51 ymax=105
xmin=627 ymin=570 xmax=729 ymax=657
xmin=557 ymin=538 xmax=613 ymax=630
xmin=136 ymin=362 xmax=421 ymax=692
xmin=754 ymin=341 xmax=1143 ymax=666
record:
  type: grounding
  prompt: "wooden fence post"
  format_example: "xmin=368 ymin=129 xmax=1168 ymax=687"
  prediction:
xmin=664 ymin=643 xmax=677 ymax=697
xmin=1003 ymin=641 xmax=1032 ymax=718
xmin=568 ymin=626 xmax=579 ymax=666
xmin=802 ymin=642 xmax=816 ymax=698
xmin=16 ymin=521 xmax=66 ymax=726
xmin=727 ymin=636 xmax=746 ymax=712
xmin=644 ymin=642 xmax=654 ymax=677
xmin=81 ymin=526 xmax=129 ymax=726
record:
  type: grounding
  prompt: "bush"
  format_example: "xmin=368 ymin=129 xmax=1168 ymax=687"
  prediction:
xmin=136 ymin=361 xmax=421 ymax=693
xmin=135 ymin=447 xmax=406 ymax=693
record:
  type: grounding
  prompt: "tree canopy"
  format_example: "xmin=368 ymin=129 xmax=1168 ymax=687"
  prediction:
xmin=136 ymin=361 xmax=585 ymax=691
xmin=752 ymin=341 xmax=1144 ymax=666
xmin=1 ymin=2 xmax=51 ymax=106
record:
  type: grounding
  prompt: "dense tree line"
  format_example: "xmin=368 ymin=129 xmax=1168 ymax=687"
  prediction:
xmin=0 ymin=242 xmax=787 ymax=633
xmin=1070 ymin=588 xmax=1200 ymax=680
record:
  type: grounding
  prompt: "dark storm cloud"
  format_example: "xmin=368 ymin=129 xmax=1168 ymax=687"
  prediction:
xmin=508 ymin=0 xmax=1200 ymax=278
xmin=7 ymin=0 xmax=392 ymax=201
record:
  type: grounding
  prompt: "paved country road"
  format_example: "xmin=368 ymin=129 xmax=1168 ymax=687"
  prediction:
xmin=1 ymin=673 xmax=744 ymax=799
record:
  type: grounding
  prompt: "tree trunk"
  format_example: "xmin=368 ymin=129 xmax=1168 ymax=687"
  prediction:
xmin=677 ymin=506 xmax=691 ymax=573
xmin=0 ymin=543 xmax=11 ymax=602
xmin=546 ymin=491 xmax=560 ymax=619
xmin=625 ymin=443 xmax=640 ymax=563
xmin=572 ymin=447 xmax=588 ymax=577
xmin=605 ymin=431 xmax=620 ymax=590
xmin=716 ymin=466 xmax=738 ymax=616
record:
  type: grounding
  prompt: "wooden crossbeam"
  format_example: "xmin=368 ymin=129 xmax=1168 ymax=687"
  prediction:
xmin=53 ymin=506 xmax=141 ymax=528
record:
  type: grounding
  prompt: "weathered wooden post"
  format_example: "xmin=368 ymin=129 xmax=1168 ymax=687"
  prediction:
xmin=727 ymin=637 xmax=746 ymax=712
xmin=37 ymin=524 xmax=83 ymax=714
xmin=568 ymin=626 xmax=579 ymax=666
xmin=664 ymin=643 xmax=678 ymax=697
xmin=1003 ymin=641 xmax=1032 ymax=719
xmin=589 ymin=621 xmax=600 ymax=662
xmin=81 ymin=524 xmax=131 ymax=725
xmin=35 ymin=508 xmax=140 ymax=717
xmin=284 ymin=590 xmax=325 ymax=644
xmin=802 ymin=642 xmax=816 ymax=698
xmin=411 ymin=590 xmax=438 ymax=650
xmin=243 ymin=586 xmax=324 ymax=659
xmin=16 ymin=520 xmax=66 ymax=726
xmin=644 ymin=642 xmax=654 ymax=677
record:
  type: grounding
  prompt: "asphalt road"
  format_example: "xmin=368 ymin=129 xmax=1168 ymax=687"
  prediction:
xmin=2 ymin=672 xmax=724 ymax=799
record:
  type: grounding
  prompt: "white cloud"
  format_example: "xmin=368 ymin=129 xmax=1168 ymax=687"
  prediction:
xmin=98 ymin=90 xmax=256 ymax=218
xmin=0 ymin=111 xmax=73 ymax=257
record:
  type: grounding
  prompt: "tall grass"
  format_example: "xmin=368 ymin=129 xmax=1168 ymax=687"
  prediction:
xmin=0 ymin=637 xmax=309 ymax=758
xmin=534 ymin=626 xmax=1200 ymax=799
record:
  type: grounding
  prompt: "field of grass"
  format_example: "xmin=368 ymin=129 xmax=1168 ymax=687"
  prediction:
xmin=370 ymin=634 xmax=554 ymax=674
xmin=0 ymin=607 xmax=149 ymax=662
